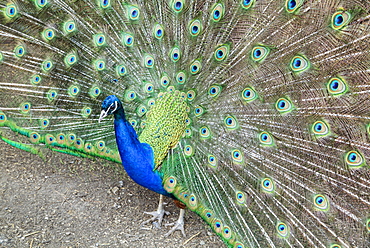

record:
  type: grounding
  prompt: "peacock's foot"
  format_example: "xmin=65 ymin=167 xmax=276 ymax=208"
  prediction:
xmin=141 ymin=195 xmax=170 ymax=228
xmin=164 ymin=208 xmax=186 ymax=237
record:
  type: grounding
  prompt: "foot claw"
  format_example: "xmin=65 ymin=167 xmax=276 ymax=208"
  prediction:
xmin=141 ymin=209 xmax=170 ymax=228
xmin=164 ymin=208 xmax=186 ymax=237
xmin=164 ymin=220 xmax=185 ymax=237
xmin=140 ymin=195 xmax=169 ymax=228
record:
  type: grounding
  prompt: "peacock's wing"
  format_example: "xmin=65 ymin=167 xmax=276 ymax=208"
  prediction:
xmin=158 ymin=0 xmax=370 ymax=247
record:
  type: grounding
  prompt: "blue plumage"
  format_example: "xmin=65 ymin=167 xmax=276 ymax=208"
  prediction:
xmin=101 ymin=95 xmax=172 ymax=197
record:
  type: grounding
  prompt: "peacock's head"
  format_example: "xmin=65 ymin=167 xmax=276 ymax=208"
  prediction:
xmin=99 ymin=95 xmax=123 ymax=122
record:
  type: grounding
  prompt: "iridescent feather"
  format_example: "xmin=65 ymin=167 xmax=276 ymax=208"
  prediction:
xmin=0 ymin=0 xmax=370 ymax=247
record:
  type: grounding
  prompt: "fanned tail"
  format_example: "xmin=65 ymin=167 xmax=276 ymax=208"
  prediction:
xmin=1 ymin=0 xmax=370 ymax=247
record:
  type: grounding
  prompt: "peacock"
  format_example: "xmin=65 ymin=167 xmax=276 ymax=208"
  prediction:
xmin=0 ymin=0 xmax=369 ymax=247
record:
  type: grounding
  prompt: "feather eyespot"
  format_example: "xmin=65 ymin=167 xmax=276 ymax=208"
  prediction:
xmin=187 ymin=90 xmax=196 ymax=101
xmin=208 ymin=85 xmax=222 ymax=97
xmin=188 ymin=194 xmax=198 ymax=209
xmin=199 ymin=126 xmax=211 ymax=139
xmin=137 ymin=105 xmax=147 ymax=117
xmin=234 ymin=242 xmax=245 ymax=248
xmin=89 ymin=86 xmax=101 ymax=98
xmin=290 ymin=55 xmax=310 ymax=72
xmin=45 ymin=134 xmax=56 ymax=144
xmin=275 ymin=98 xmax=293 ymax=114
xmin=96 ymin=141 xmax=105 ymax=151
xmin=81 ymin=107 xmax=92 ymax=118
xmin=0 ymin=112 xmax=7 ymax=123
xmin=164 ymin=176 xmax=177 ymax=192
xmin=68 ymin=133 xmax=76 ymax=144
xmin=85 ymin=143 xmax=93 ymax=152
xmin=20 ymin=102 xmax=31 ymax=114
xmin=222 ymin=226 xmax=232 ymax=239
xmin=330 ymin=245 xmax=342 ymax=248
xmin=252 ymin=46 xmax=269 ymax=62
xmin=35 ymin=0 xmax=49 ymax=9
xmin=116 ymin=65 xmax=127 ymax=77
xmin=64 ymin=20 xmax=76 ymax=34
xmin=47 ymin=90 xmax=58 ymax=101
xmin=144 ymin=54 xmax=154 ymax=68
xmin=172 ymin=0 xmax=184 ymax=13
xmin=184 ymin=145 xmax=193 ymax=156
xmin=5 ymin=4 xmax=17 ymax=18
xmin=189 ymin=19 xmax=202 ymax=36
xmin=332 ymin=11 xmax=351 ymax=30
xmin=285 ymin=0 xmax=303 ymax=13
xmin=366 ymin=219 xmax=370 ymax=232
xmin=144 ymin=83 xmax=154 ymax=93
xmin=224 ymin=116 xmax=238 ymax=130
xmin=128 ymin=6 xmax=140 ymax=20
xmin=211 ymin=3 xmax=224 ymax=22
xmin=194 ymin=106 xmax=204 ymax=117
xmin=94 ymin=59 xmax=106 ymax=71
xmin=40 ymin=118 xmax=49 ymax=129
xmin=214 ymin=45 xmax=229 ymax=61
xmin=94 ymin=34 xmax=106 ymax=47
xmin=241 ymin=87 xmax=257 ymax=102
xmin=202 ymin=209 xmax=214 ymax=221
xmin=57 ymin=133 xmax=66 ymax=144
xmin=64 ymin=52 xmax=78 ymax=66
xmin=68 ymin=85 xmax=80 ymax=97
xmin=129 ymin=119 xmax=137 ymax=127
xmin=313 ymin=194 xmax=329 ymax=211
xmin=122 ymin=33 xmax=134 ymax=47
xmin=213 ymin=219 xmax=223 ymax=233
xmin=259 ymin=132 xmax=274 ymax=145
xmin=161 ymin=75 xmax=170 ymax=87
xmin=276 ymin=222 xmax=289 ymax=238
xmin=208 ymin=154 xmax=217 ymax=168
xmin=153 ymin=24 xmax=164 ymax=39
xmin=327 ymin=77 xmax=347 ymax=96
xmin=42 ymin=59 xmax=54 ymax=72
xmin=42 ymin=28 xmax=55 ymax=41
xmin=346 ymin=150 xmax=365 ymax=168
xmin=232 ymin=149 xmax=243 ymax=163
xmin=261 ymin=178 xmax=274 ymax=193
xmin=176 ymin=71 xmax=186 ymax=84
xmin=236 ymin=191 xmax=246 ymax=205
xmin=190 ymin=60 xmax=202 ymax=74
xmin=99 ymin=0 xmax=111 ymax=9
xmin=312 ymin=120 xmax=330 ymax=137
xmin=75 ymin=138 xmax=84 ymax=149
xmin=241 ymin=0 xmax=254 ymax=10
xmin=170 ymin=47 xmax=181 ymax=62
xmin=30 ymin=74 xmax=42 ymax=85
xmin=30 ymin=132 xmax=40 ymax=143
xmin=14 ymin=45 xmax=26 ymax=58
xmin=184 ymin=128 xmax=192 ymax=137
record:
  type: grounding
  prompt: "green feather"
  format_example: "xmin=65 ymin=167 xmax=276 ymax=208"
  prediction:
xmin=1 ymin=0 xmax=370 ymax=247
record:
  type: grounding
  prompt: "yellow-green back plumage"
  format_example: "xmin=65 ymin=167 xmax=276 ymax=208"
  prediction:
xmin=1 ymin=0 xmax=370 ymax=247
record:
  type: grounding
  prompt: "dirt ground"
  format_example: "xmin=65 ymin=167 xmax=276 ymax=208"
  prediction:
xmin=0 ymin=141 xmax=224 ymax=247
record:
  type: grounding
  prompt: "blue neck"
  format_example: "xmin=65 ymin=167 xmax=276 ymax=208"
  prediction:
xmin=113 ymin=108 xmax=172 ymax=197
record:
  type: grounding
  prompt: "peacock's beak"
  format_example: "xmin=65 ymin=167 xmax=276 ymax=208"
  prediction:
xmin=98 ymin=110 xmax=108 ymax=123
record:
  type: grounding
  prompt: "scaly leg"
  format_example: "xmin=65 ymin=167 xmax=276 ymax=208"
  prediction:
xmin=141 ymin=194 xmax=170 ymax=228
xmin=164 ymin=208 xmax=186 ymax=237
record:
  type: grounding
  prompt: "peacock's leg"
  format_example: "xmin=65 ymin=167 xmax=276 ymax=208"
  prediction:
xmin=164 ymin=208 xmax=185 ymax=237
xmin=141 ymin=194 xmax=170 ymax=228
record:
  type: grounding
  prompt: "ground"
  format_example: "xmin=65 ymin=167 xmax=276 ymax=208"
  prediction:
xmin=0 ymin=141 xmax=224 ymax=247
